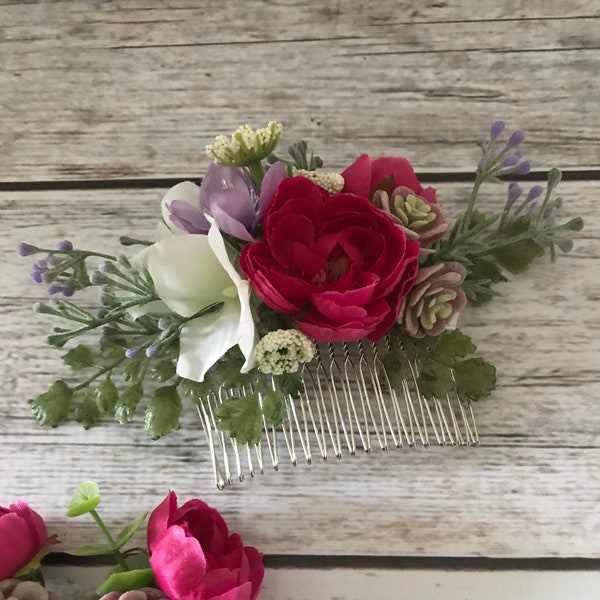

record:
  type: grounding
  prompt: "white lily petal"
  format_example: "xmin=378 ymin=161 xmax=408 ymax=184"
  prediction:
xmin=160 ymin=181 xmax=201 ymax=233
xmin=177 ymin=302 xmax=240 ymax=382
xmin=128 ymin=299 xmax=170 ymax=321
xmin=237 ymin=280 xmax=258 ymax=373
xmin=143 ymin=234 xmax=232 ymax=318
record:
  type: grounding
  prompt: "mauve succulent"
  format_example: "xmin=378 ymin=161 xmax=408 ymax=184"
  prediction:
xmin=372 ymin=186 xmax=449 ymax=245
xmin=398 ymin=262 xmax=467 ymax=337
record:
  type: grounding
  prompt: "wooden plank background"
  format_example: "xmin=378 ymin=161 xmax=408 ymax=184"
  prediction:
xmin=1 ymin=1 xmax=599 ymax=598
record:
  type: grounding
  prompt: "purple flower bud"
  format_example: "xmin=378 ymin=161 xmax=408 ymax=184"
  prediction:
xmin=557 ymin=238 xmax=573 ymax=253
xmin=56 ymin=240 xmax=73 ymax=251
xmin=34 ymin=259 xmax=48 ymax=270
xmin=46 ymin=284 xmax=62 ymax=295
xmin=157 ymin=317 xmax=171 ymax=331
xmin=30 ymin=270 xmax=44 ymax=284
xmin=17 ymin=242 xmax=40 ymax=256
xmin=526 ymin=201 xmax=537 ymax=215
xmin=507 ymin=130 xmax=524 ymax=148
xmin=490 ymin=121 xmax=506 ymax=140
xmin=62 ymin=288 xmax=75 ymax=297
xmin=125 ymin=348 xmax=139 ymax=359
xmin=502 ymin=153 xmax=521 ymax=167
xmin=515 ymin=161 xmax=531 ymax=175
xmin=145 ymin=344 xmax=160 ymax=358
xmin=47 ymin=255 xmax=63 ymax=267
xmin=543 ymin=208 xmax=554 ymax=220
xmin=526 ymin=185 xmax=543 ymax=201
xmin=507 ymin=183 xmax=522 ymax=203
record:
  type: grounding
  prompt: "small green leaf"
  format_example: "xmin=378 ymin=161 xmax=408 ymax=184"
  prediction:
xmin=100 ymin=338 xmax=125 ymax=359
xmin=214 ymin=395 xmax=262 ymax=445
xmin=262 ymin=389 xmax=284 ymax=427
xmin=122 ymin=358 xmax=144 ymax=382
xmin=151 ymin=359 xmax=177 ymax=382
xmin=114 ymin=383 xmax=143 ymax=424
xmin=273 ymin=372 xmax=304 ymax=399
xmin=66 ymin=543 xmax=114 ymax=556
xmin=213 ymin=347 xmax=256 ymax=388
xmin=381 ymin=347 xmax=409 ymax=387
xmin=453 ymin=358 xmax=497 ymax=401
xmin=434 ymin=330 xmax=476 ymax=359
xmin=492 ymin=238 xmax=544 ymax=274
xmin=96 ymin=377 xmax=119 ymax=414
xmin=66 ymin=481 xmax=100 ymax=517
xmin=96 ymin=568 xmax=155 ymax=595
xmin=62 ymin=345 xmax=96 ymax=370
xmin=144 ymin=386 xmax=182 ymax=439
xmin=180 ymin=377 xmax=213 ymax=400
xmin=29 ymin=380 xmax=73 ymax=427
xmin=114 ymin=512 xmax=148 ymax=549
xmin=73 ymin=390 xmax=102 ymax=429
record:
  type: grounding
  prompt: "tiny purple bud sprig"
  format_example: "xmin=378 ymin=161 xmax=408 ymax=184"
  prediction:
xmin=18 ymin=240 xmax=117 ymax=297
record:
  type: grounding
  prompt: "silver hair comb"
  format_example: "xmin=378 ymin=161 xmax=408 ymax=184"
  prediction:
xmin=196 ymin=338 xmax=479 ymax=489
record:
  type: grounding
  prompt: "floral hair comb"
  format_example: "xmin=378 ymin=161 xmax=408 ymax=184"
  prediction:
xmin=19 ymin=121 xmax=583 ymax=488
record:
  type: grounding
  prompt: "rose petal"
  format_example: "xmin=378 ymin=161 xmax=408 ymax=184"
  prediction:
xmin=150 ymin=525 xmax=207 ymax=600
xmin=0 ymin=512 xmax=36 ymax=579
xmin=340 ymin=154 xmax=372 ymax=197
xmin=147 ymin=491 xmax=178 ymax=553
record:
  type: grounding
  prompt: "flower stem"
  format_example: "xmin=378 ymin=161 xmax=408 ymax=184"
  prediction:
xmin=247 ymin=161 xmax=265 ymax=189
xmin=460 ymin=174 xmax=483 ymax=234
xmin=90 ymin=509 xmax=129 ymax=571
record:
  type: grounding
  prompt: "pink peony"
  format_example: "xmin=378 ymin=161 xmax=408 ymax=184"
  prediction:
xmin=147 ymin=492 xmax=263 ymax=600
xmin=239 ymin=176 xmax=420 ymax=342
xmin=0 ymin=502 xmax=51 ymax=579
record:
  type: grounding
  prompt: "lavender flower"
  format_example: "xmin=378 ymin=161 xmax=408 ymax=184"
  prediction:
xmin=490 ymin=120 xmax=506 ymax=140
xmin=56 ymin=240 xmax=73 ymax=251
xmin=162 ymin=162 xmax=286 ymax=241
xmin=17 ymin=242 xmax=40 ymax=256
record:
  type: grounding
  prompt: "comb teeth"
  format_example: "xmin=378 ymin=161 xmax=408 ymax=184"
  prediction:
xmin=196 ymin=339 xmax=479 ymax=489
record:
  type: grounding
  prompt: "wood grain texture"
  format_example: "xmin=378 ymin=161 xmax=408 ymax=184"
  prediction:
xmin=1 ymin=1 xmax=600 ymax=180
xmin=1 ymin=180 xmax=598 ymax=558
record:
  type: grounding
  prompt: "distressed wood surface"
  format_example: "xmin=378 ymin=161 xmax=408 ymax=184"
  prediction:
xmin=1 ymin=2 xmax=600 ymax=595
xmin=1 ymin=1 xmax=600 ymax=181
xmin=1 ymin=181 xmax=598 ymax=558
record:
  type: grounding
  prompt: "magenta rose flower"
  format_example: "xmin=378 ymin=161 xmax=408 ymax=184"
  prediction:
xmin=239 ymin=176 xmax=420 ymax=342
xmin=147 ymin=492 xmax=264 ymax=600
xmin=341 ymin=154 xmax=437 ymax=204
xmin=0 ymin=501 xmax=51 ymax=579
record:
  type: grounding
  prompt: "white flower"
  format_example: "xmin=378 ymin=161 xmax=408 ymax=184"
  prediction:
xmin=135 ymin=221 xmax=256 ymax=382
xmin=159 ymin=180 xmax=203 ymax=235
xmin=253 ymin=329 xmax=315 ymax=375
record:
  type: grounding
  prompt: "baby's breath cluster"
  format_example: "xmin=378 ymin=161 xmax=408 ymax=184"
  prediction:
xmin=254 ymin=329 xmax=315 ymax=375
xmin=293 ymin=169 xmax=345 ymax=194
xmin=206 ymin=121 xmax=283 ymax=167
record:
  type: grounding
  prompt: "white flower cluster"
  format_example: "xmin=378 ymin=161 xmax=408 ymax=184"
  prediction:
xmin=294 ymin=169 xmax=345 ymax=194
xmin=206 ymin=121 xmax=283 ymax=167
xmin=253 ymin=329 xmax=316 ymax=375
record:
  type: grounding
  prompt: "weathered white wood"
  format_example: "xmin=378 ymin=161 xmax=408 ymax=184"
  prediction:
xmin=0 ymin=178 xmax=598 ymax=559
xmin=43 ymin=565 xmax=600 ymax=600
xmin=1 ymin=1 xmax=600 ymax=180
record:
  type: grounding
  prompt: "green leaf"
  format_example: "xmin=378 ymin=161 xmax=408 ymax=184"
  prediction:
xmin=151 ymin=359 xmax=177 ymax=382
xmin=96 ymin=377 xmax=119 ymax=414
xmin=114 ymin=512 xmax=148 ymax=549
xmin=418 ymin=361 xmax=455 ymax=399
xmin=73 ymin=390 xmax=102 ymax=429
xmin=180 ymin=377 xmax=213 ymax=400
xmin=100 ymin=338 xmax=125 ymax=359
xmin=96 ymin=568 xmax=155 ymax=595
xmin=29 ymin=380 xmax=73 ymax=427
xmin=434 ymin=329 xmax=476 ymax=359
xmin=492 ymin=238 xmax=544 ymax=274
xmin=214 ymin=395 xmax=262 ymax=445
xmin=262 ymin=389 xmax=284 ymax=427
xmin=66 ymin=543 xmax=114 ymax=556
xmin=114 ymin=383 xmax=143 ymax=424
xmin=273 ymin=372 xmax=304 ymax=399
xmin=122 ymin=358 xmax=144 ymax=382
xmin=463 ymin=257 xmax=508 ymax=305
xmin=213 ymin=348 xmax=255 ymax=388
xmin=66 ymin=481 xmax=100 ymax=517
xmin=380 ymin=346 xmax=410 ymax=387
xmin=144 ymin=386 xmax=182 ymax=439
xmin=62 ymin=345 xmax=96 ymax=370
xmin=453 ymin=357 xmax=497 ymax=401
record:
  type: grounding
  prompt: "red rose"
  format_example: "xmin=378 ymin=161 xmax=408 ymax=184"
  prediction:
xmin=0 ymin=501 xmax=50 ymax=579
xmin=341 ymin=154 xmax=437 ymax=204
xmin=148 ymin=492 xmax=264 ymax=600
xmin=239 ymin=177 xmax=420 ymax=342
